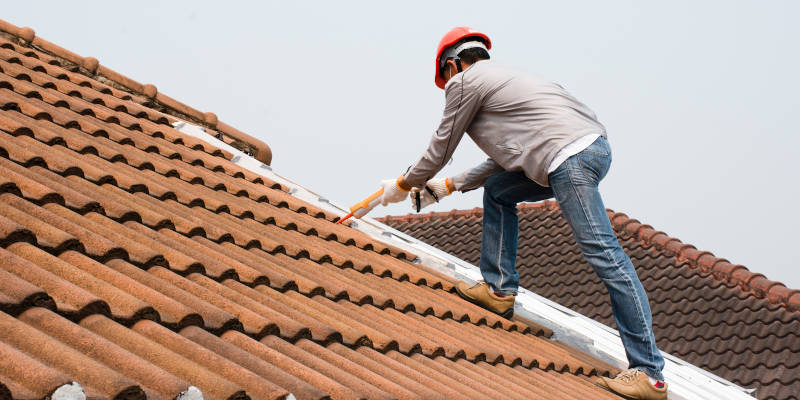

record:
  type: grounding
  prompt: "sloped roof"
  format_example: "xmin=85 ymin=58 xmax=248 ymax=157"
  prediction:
xmin=0 ymin=19 xmax=627 ymax=399
xmin=380 ymin=201 xmax=800 ymax=400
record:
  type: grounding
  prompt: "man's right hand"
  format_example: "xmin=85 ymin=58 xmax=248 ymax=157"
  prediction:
xmin=410 ymin=177 xmax=455 ymax=212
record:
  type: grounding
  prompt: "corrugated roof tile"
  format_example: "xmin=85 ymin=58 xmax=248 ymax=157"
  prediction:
xmin=0 ymin=310 xmax=144 ymax=399
xmin=0 ymin=245 xmax=109 ymax=319
xmin=1 ymin=18 xmax=628 ymax=399
xmin=352 ymin=346 xmax=459 ymax=399
xmin=186 ymin=327 xmax=327 ymax=399
xmin=0 ymin=267 xmax=55 ymax=315
xmin=80 ymin=315 xmax=246 ymax=400
xmin=59 ymin=251 xmax=202 ymax=329
xmin=2 ymin=193 xmax=125 ymax=260
xmin=0 ymin=340 xmax=71 ymax=399
xmin=19 ymin=307 xmax=188 ymax=399
xmin=106 ymin=261 xmax=241 ymax=333
xmin=9 ymin=243 xmax=156 ymax=323
xmin=0 ymin=209 xmax=34 ymax=246
xmin=134 ymin=320 xmax=289 ymax=400
xmin=221 ymin=280 xmax=339 ymax=343
xmin=0 ymin=198 xmax=80 ymax=253
xmin=0 ymin=158 xmax=68 ymax=206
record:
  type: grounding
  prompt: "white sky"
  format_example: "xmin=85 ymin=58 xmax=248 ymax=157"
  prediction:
xmin=5 ymin=1 xmax=799 ymax=289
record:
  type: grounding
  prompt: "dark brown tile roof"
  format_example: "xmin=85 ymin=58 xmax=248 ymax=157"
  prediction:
xmin=380 ymin=201 xmax=800 ymax=400
xmin=0 ymin=19 xmax=624 ymax=399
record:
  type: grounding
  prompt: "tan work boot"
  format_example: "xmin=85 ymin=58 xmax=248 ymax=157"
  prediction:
xmin=596 ymin=369 xmax=667 ymax=400
xmin=455 ymin=281 xmax=515 ymax=318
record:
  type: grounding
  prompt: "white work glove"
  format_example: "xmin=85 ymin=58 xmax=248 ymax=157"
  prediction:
xmin=410 ymin=177 xmax=454 ymax=212
xmin=379 ymin=176 xmax=410 ymax=206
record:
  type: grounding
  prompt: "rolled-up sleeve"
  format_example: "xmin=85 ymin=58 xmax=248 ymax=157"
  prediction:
xmin=403 ymin=74 xmax=482 ymax=188
xmin=451 ymin=158 xmax=504 ymax=192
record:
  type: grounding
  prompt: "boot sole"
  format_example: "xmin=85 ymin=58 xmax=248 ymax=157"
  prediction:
xmin=455 ymin=285 xmax=514 ymax=319
xmin=594 ymin=382 xmax=667 ymax=400
xmin=606 ymin=392 xmax=666 ymax=400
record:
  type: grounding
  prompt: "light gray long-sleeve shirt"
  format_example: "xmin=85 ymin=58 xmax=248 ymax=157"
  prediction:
xmin=403 ymin=60 xmax=606 ymax=190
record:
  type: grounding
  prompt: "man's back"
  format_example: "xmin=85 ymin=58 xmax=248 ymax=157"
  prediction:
xmin=455 ymin=60 xmax=606 ymax=185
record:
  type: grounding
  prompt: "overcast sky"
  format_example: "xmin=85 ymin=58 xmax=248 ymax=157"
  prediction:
xmin=5 ymin=1 xmax=799 ymax=289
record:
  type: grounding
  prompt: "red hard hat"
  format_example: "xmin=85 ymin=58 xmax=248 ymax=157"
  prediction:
xmin=435 ymin=27 xmax=492 ymax=89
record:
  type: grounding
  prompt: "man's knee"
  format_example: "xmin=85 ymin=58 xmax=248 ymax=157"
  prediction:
xmin=484 ymin=172 xmax=507 ymax=195
xmin=484 ymin=171 xmax=525 ymax=205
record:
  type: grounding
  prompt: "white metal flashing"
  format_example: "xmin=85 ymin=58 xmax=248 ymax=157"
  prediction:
xmin=175 ymin=121 xmax=756 ymax=400
xmin=175 ymin=386 xmax=203 ymax=400
xmin=51 ymin=382 xmax=85 ymax=400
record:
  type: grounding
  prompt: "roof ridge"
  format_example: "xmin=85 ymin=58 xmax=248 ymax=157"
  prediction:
xmin=379 ymin=201 xmax=800 ymax=313
xmin=606 ymin=210 xmax=800 ymax=313
xmin=0 ymin=18 xmax=272 ymax=165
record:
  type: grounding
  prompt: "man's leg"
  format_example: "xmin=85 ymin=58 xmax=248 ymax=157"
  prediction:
xmin=548 ymin=137 xmax=665 ymax=381
xmin=479 ymin=170 xmax=553 ymax=295
xmin=456 ymin=170 xmax=553 ymax=317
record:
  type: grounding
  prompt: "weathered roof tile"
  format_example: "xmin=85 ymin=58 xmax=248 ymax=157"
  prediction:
xmin=0 ymin=17 xmax=625 ymax=400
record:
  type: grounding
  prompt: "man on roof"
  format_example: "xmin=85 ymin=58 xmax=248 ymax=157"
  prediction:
xmin=371 ymin=27 xmax=668 ymax=400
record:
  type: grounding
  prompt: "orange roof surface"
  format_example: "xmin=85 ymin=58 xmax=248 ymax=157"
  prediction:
xmin=0 ymin=19 xmax=625 ymax=399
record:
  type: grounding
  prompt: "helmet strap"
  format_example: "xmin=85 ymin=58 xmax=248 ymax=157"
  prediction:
xmin=455 ymin=58 xmax=463 ymax=73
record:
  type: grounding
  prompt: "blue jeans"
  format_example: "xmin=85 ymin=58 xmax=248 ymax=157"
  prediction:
xmin=480 ymin=136 xmax=665 ymax=380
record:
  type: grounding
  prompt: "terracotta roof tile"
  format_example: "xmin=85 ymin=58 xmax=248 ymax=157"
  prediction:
xmin=0 ymin=157 xmax=71 ymax=206
xmin=217 ymin=241 xmax=323 ymax=294
xmin=0 ymin=18 xmax=626 ymax=400
xmin=106 ymin=261 xmax=241 ymax=334
xmin=0 ymin=208 xmax=35 ymax=247
xmin=59 ymin=251 xmax=202 ymax=329
xmin=20 ymin=307 xmax=188 ymax=399
xmin=222 ymin=330 xmax=344 ymax=400
xmin=0 ymin=246 xmax=109 ymax=319
xmin=0 ymin=340 xmax=70 ymax=399
xmin=137 ymin=320 xmax=290 ymax=400
xmin=382 ymin=203 xmax=800 ymax=399
xmin=40 ymin=204 xmax=161 ymax=265
xmin=371 ymin=346 xmax=477 ymax=399
xmin=2 ymin=194 xmax=124 ymax=260
xmin=0 ymin=198 xmax=80 ymax=253
xmin=0 ymin=310 xmax=145 ymax=399
xmin=426 ymin=355 xmax=520 ymax=399
xmin=0 ymin=267 xmax=55 ymax=316
xmin=222 ymin=280 xmax=339 ymax=343
xmin=190 ymin=327 xmax=331 ymax=399
xmin=80 ymin=315 xmax=247 ymax=400
xmin=10 ymin=243 xmax=156 ymax=324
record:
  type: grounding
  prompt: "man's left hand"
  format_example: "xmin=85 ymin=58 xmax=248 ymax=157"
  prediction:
xmin=410 ymin=177 xmax=455 ymax=212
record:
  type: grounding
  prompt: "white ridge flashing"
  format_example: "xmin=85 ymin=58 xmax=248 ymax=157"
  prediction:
xmin=51 ymin=382 xmax=85 ymax=400
xmin=175 ymin=386 xmax=203 ymax=400
xmin=176 ymin=121 xmax=756 ymax=400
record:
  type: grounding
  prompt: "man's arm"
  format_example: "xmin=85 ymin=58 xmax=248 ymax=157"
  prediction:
xmin=400 ymin=74 xmax=482 ymax=189
xmin=408 ymin=158 xmax=503 ymax=212
xmin=451 ymin=158 xmax=504 ymax=192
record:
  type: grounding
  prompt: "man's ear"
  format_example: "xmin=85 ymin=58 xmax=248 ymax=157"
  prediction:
xmin=446 ymin=59 xmax=458 ymax=76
